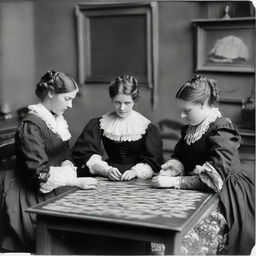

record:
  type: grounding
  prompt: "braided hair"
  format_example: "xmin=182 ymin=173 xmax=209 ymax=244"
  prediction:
xmin=176 ymin=74 xmax=220 ymax=107
xmin=109 ymin=75 xmax=140 ymax=102
xmin=35 ymin=70 xmax=78 ymax=100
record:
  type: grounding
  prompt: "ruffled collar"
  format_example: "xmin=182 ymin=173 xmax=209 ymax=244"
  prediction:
xmin=100 ymin=110 xmax=151 ymax=142
xmin=184 ymin=108 xmax=222 ymax=145
xmin=28 ymin=103 xmax=71 ymax=141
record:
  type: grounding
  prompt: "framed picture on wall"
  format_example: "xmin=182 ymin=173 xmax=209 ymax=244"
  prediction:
xmin=193 ymin=18 xmax=255 ymax=73
xmin=75 ymin=3 xmax=158 ymax=89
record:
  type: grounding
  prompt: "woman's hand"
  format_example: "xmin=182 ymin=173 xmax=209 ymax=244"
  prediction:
xmin=68 ymin=177 xmax=98 ymax=190
xmin=152 ymin=176 xmax=180 ymax=188
xmin=159 ymin=169 xmax=178 ymax=177
xmin=121 ymin=170 xmax=137 ymax=181
xmin=108 ymin=167 xmax=122 ymax=181
xmin=160 ymin=159 xmax=184 ymax=177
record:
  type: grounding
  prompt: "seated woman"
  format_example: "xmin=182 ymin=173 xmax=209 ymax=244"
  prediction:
xmin=0 ymin=70 xmax=97 ymax=253
xmin=72 ymin=75 xmax=163 ymax=181
xmin=152 ymin=75 xmax=255 ymax=255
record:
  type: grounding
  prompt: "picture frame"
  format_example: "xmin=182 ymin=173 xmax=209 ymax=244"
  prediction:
xmin=193 ymin=18 xmax=255 ymax=73
xmin=75 ymin=3 xmax=158 ymax=89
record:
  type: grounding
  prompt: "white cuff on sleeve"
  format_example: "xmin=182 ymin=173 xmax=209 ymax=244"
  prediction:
xmin=161 ymin=159 xmax=184 ymax=176
xmin=173 ymin=176 xmax=181 ymax=189
xmin=61 ymin=160 xmax=75 ymax=168
xmin=40 ymin=165 xmax=77 ymax=194
xmin=131 ymin=163 xmax=153 ymax=179
xmin=198 ymin=162 xmax=223 ymax=192
xmin=86 ymin=154 xmax=110 ymax=176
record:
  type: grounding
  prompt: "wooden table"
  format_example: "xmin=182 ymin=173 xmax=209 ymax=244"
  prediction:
xmin=27 ymin=178 xmax=218 ymax=255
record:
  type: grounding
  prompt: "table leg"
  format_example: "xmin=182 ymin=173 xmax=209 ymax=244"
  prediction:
xmin=36 ymin=219 xmax=52 ymax=255
xmin=164 ymin=231 xmax=182 ymax=255
xmin=36 ymin=220 xmax=78 ymax=254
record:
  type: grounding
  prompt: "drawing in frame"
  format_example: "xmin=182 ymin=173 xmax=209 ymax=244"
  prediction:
xmin=193 ymin=17 xmax=255 ymax=73
xmin=75 ymin=3 xmax=158 ymax=89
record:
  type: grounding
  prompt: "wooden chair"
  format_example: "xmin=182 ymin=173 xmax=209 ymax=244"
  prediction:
xmin=158 ymin=119 xmax=182 ymax=161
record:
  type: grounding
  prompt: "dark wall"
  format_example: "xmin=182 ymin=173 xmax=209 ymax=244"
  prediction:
xmin=0 ymin=0 xmax=35 ymax=110
xmin=0 ymin=0 xmax=254 ymax=145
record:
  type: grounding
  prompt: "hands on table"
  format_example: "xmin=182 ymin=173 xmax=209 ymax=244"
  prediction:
xmin=107 ymin=167 xmax=137 ymax=181
xmin=99 ymin=162 xmax=204 ymax=186
xmin=67 ymin=177 xmax=98 ymax=190
xmin=152 ymin=161 xmax=204 ymax=188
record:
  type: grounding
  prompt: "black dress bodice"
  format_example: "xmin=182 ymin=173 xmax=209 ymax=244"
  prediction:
xmin=15 ymin=114 xmax=70 ymax=190
xmin=102 ymin=136 xmax=147 ymax=173
xmin=102 ymin=136 xmax=144 ymax=165
xmin=173 ymin=117 xmax=243 ymax=180
xmin=72 ymin=117 xmax=163 ymax=175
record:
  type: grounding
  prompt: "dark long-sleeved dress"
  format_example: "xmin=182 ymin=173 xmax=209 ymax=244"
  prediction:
xmin=72 ymin=111 xmax=163 ymax=177
xmin=173 ymin=116 xmax=255 ymax=255
xmin=0 ymin=105 xmax=75 ymax=252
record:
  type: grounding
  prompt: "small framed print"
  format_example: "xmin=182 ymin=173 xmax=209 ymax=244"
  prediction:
xmin=193 ymin=17 xmax=255 ymax=73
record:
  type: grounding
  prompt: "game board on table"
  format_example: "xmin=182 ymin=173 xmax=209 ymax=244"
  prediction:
xmin=36 ymin=178 xmax=214 ymax=230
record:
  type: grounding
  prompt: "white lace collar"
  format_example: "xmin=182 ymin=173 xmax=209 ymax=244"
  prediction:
xmin=100 ymin=110 xmax=151 ymax=142
xmin=184 ymin=108 xmax=222 ymax=145
xmin=28 ymin=103 xmax=71 ymax=141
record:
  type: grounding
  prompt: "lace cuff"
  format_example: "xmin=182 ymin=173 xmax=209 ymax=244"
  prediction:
xmin=197 ymin=162 xmax=223 ymax=192
xmin=173 ymin=176 xmax=182 ymax=188
xmin=86 ymin=154 xmax=110 ymax=176
xmin=61 ymin=160 xmax=75 ymax=167
xmin=160 ymin=159 xmax=184 ymax=176
xmin=40 ymin=165 xmax=77 ymax=194
xmin=168 ymin=159 xmax=184 ymax=171
xmin=131 ymin=163 xmax=153 ymax=179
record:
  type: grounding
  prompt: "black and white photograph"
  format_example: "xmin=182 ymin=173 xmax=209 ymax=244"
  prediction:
xmin=0 ymin=0 xmax=255 ymax=255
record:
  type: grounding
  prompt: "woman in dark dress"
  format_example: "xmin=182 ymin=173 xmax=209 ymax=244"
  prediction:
xmin=0 ymin=70 xmax=97 ymax=252
xmin=72 ymin=75 xmax=163 ymax=181
xmin=152 ymin=75 xmax=255 ymax=255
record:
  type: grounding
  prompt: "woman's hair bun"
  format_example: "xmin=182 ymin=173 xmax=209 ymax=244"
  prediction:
xmin=109 ymin=75 xmax=140 ymax=102
xmin=208 ymin=78 xmax=220 ymax=100
xmin=35 ymin=69 xmax=77 ymax=100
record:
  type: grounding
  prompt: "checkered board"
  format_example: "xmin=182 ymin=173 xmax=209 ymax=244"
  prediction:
xmin=42 ymin=178 xmax=211 ymax=225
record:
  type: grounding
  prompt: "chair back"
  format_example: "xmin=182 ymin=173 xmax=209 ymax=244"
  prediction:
xmin=158 ymin=119 xmax=182 ymax=161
